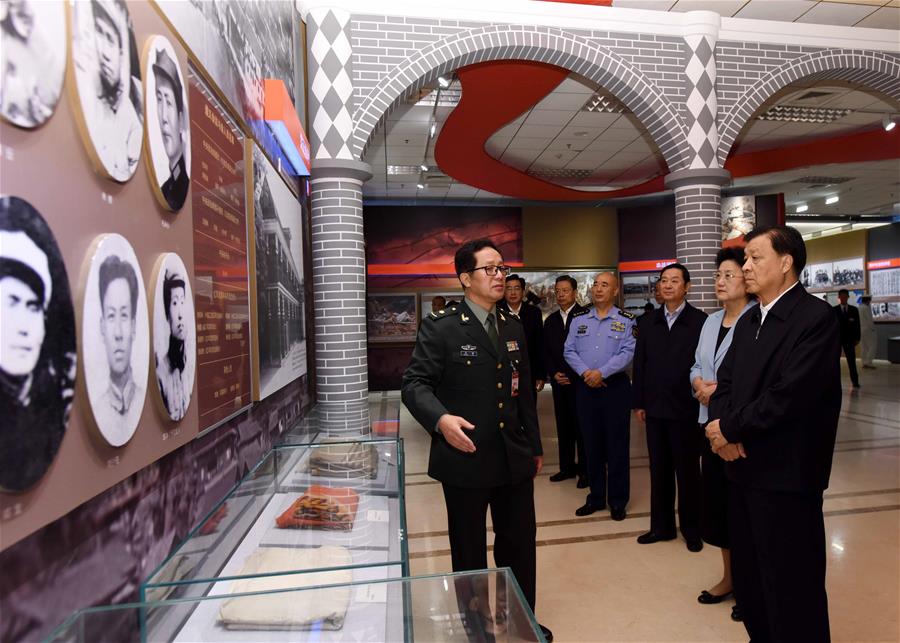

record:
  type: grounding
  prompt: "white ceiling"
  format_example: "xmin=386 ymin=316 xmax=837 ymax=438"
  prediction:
xmin=360 ymin=0 xmax=899 ymax=215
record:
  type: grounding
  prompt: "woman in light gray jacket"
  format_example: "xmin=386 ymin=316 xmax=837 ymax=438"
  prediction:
xmin=690 ymin=247 xmax=757 ymax=622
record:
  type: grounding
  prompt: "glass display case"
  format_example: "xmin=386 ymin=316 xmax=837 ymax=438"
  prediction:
xmin=140 ymin=440 xmax=407 ymax=630
xmin=48 ymin=569 xmax=544 ymax=643
xmin=279 ymin=394 xmax=401 ymax=445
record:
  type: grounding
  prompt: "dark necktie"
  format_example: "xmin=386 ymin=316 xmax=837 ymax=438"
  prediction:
xmin=486 ymin=313 xmax=499 ymax=351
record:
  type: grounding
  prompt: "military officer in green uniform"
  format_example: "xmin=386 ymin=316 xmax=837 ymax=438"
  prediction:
xmin=402 ymin=238 xmax=551 ymax=641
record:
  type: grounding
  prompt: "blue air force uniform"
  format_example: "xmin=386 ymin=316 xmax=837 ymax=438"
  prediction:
xmin=563 ymin=306 xmax=637 ymax=512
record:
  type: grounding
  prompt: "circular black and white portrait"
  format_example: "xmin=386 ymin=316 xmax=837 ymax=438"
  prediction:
xmin=69 ymin=0 xmax=143 ymax=182
xmin=0 ymin=196 xmax=77 ymax=493
xmin=151 ymin=253 xmax=194 ymax=422
xmin=143 ymin=35 xmax=190 ymax=212
xmin=0 ymin=0 xmax=67 ymax=128
xmin=81 ymin=233 xmax=148 ymax=446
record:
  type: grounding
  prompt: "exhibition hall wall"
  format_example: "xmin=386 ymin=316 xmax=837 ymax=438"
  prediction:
xmin=0 ymin=2 xmax=312 ymax=640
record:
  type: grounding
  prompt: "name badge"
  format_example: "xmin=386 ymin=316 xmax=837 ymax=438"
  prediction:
xmin=506 ymin=340 xmax=519 ymax=352
xmin=511 ymin=370 xmax=519 ymax=397
xmin=576 ymin=325 xmax=588 ymax=336
xmin=460 ymin=344 xmax=478 ymax=357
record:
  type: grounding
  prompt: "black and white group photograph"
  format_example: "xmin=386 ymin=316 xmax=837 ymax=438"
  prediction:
xmin=143 ymin=35 xmax=190 ymax=212
xmin=81 ymin=233 xmax=149 ymax=447
xmin=720 ymin=195 xmax=756 ymax=242
xmin=152 ymin=253 xmax=194 ymax=423
xmin=0 ymin=0 xmax=67 ymax=129
xmin=69 ymin=0 xmax=143 ymax=182
xmin=830 ymin=257 xmax=865 ymax=289
xmin=0 ymin=196 xmax=77 ymax=493
xmin=251 ymin=146 xmax=307 ymax=401
xmin=154 ymin=0 xmax=296 ymax=127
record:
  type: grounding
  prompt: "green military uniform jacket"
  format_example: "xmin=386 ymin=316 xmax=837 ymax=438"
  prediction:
xmin=401 ymin=300 xmax=543 ymax=488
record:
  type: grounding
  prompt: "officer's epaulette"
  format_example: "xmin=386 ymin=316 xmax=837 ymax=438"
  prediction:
xmin=499 ymin=310 xmax=520 ymax=324
xmin=571 ymin=308 xmax=590 ymax=318
xmin=428 ymin=306 xmax=461 ymax=321
xmin=619 ymin=309 xmax=635 ymax=319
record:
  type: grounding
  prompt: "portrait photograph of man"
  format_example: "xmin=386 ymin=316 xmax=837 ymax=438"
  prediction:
xmin=70 ymin=0 xmax=143 ymax=182
xmin=152 ymin=253 xmax=194 ymax=422
xmin=0 ymin=0 xmax=66 ymax=129
xmin=0 ymin=196 xmax=77 ymax=493
xmin=82 ymin=233 xmax=149 ymax=447
xmin=143 ymin=36 xmax=190 ymax=212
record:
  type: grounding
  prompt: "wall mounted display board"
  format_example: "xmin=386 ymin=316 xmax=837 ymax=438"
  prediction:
xmin=515 ymin=269 xmax=609 ymax=319
xmin=188 ymin=67 xmax=251 ymax=431
xmin=153 ymin=0 xmax=298 ymax=172
xmin=51 ymin=569 xmax=541 ymax=643
xmin=721 ymin=195 xmax=755 ymax=243
xmin=68 ymin=0 xmax=144 ymax=182
xmin=142 ymin=34 xmax=191 ymax=212
xmin=800 ymin=257 xmax=865 ymax=293
xmin=0 ymin=195 xmax=77 ymax=492
xmin=0 ymin=0 xmax=67 ymax=128
xmin=870 ymin=264 xmax=900 ymax=322
xmin=621 ymin=272 xmax=661 ymax=316
xmin=249 ymin=145 xmax=307 ymax=401
xmin=151 ymin=252 xmax=195 ymax=422
xmin=80 ymin=233 xmax=149 ymax=448
xmin=139 ymin=440 xmax=407 ymax=640
xmin=366 ymin=293 xmax=417 ymax=343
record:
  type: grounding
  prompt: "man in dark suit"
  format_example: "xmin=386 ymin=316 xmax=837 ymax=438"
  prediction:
xmin=707 ymin=225 xmax=840 ymax=643
xmin=542 ymin=275 xmax=588 ymax=485
xmin=499 ymin=274 xmax=545 ymax=392
xmin=632 ymin=263 xmax=707 ymax=551
xmin=401 ymin=239 xmax=552 ymax=642
xmin=834 ymin=288 xmax=861 ymax=389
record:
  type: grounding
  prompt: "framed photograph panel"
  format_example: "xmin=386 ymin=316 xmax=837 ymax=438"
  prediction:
xmin=151 ymin=253 xmax=195 ymax=422
xmin=514 ymin=269 xmax=608 ymax=319
xmin=367 ymin=293 xmax=418 ymax=343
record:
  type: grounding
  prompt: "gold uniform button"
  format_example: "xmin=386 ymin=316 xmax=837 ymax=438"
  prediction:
xmin=496 ymin=363 xmax=502 ymax=370
xmin=499 ymin=422 xmax=505 ymax=429
xmin=496 ymin=382 xmax=502 ymax=389
xmin=498 ymin=402 xmax=504 ymax=409
xmin=466 ymin=360 xmax=471 ymax=365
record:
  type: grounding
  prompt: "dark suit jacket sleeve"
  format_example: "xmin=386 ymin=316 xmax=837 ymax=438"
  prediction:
xmin=631 ymin=318 xmax=647 ymax=409
xmin=525 ymin=306 xmax=546 ymax=381
xmin=717 ymin=308 xmax=840 ymax=445
xmin=400 ymin=318 xmax=448 ymax=435
xmin=851 ymin=305 xmax=861 ymax=343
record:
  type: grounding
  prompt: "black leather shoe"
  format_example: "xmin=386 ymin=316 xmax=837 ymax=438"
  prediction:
xmin=636 ymin=530 xmax=676 ymax=544
xmin=697 ymin=589 xmax=733 ymax=604
xmin=549 ymin=471 xmax=575 ymax=482
xmin=686 ymin=538 xmax=704 ymax=552
xmin=575 ymin=503 xmax=603 ymax=516
xmin=731 ymin=604 xmax=743 ymax=622
xmin=539 ymin=623 xmax=554 ymax=642
xmin=610 ymin=507 xmax=626 ymax=521
xmin=576 ymin=476 xmax=588 ymax=489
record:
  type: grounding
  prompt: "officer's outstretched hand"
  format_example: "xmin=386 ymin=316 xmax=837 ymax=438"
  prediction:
xmin=437 ymin=414 xmax=477 ymax=453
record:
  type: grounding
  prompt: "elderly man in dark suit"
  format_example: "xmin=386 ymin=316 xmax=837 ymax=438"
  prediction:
xmin=834 ymin=288 xmax=861 ymax=389
xmin=707 ymin=225 xmax=841 ymax=643
xmin=401 ymin=238 xmax=552 ymax=642
xmin=542 ymin=275 xmax=588 ymax=485
xmin=632 ymin=263 xmax=707 ymax=551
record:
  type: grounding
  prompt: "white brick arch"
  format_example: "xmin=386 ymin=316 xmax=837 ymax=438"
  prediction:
xmin=717 ymin=49 xmax=900 ymax=164
xmin=351 ymin=24 xmax=691 ymax=171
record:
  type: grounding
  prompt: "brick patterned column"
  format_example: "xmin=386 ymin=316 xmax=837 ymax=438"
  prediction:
xmin=310 ymin=159 xmax=372 ymax=403
xmin=666 ymin=168 xmax=730 ymax=312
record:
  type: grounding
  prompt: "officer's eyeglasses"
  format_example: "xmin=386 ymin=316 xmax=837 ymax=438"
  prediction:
xmin=470 ymin=265 xmax=512 ymax=277
xmin=714 ymin=271 xmax=743 ymax=282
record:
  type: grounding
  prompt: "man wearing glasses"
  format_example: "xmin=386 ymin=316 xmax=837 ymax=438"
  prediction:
xmin=402 ymin=238 xmax=551 ymax=642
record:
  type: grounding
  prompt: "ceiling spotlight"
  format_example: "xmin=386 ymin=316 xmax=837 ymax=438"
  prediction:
xmin=437 ymin=76 xmax=450 ymax=89
xmin=796 ymin=204 xmax=809 ymax=213
xmin=884 ymin=114 xmax=896 ymax=131
xmin=430 ymin=123 xmax=436 ymax=138
xmin=416 ymin=183 xmax=425 ymax=190
xmin=825 ymin=195 xmax=839 ymax=205
xmin=420 ymin=164 xmax=428 ymax=172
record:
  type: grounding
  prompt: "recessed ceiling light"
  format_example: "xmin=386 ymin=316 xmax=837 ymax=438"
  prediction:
xmin=430 ymin=123 xmax=436 ymax=138
xmin=825 ymin=196 xmax=839 ymax=205
xmin=573 ymin=131 xmax=589 ymax=137
xmin=884 ymin=114 xmax=896 ymax=131
xmin=420 ymin=164 xmax=428 ymax=172
xmin=416 ymin=183 xmax=425 ymax=190
xmin=438 ymin=76 xmax=450 ymax=89
xmin=796 ymin=204 xmax=809 ymax=213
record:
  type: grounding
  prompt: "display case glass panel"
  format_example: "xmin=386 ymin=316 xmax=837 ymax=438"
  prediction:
xmin=49 ymin=569 xmax=544 ymax=643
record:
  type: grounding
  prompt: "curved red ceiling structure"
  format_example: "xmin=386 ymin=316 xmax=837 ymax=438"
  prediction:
xmin=433 ymin=61 xmax=900 ymax=202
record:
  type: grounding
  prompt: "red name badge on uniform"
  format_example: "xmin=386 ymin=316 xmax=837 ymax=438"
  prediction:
xmin=511 ymin=370 xmax=520 ymax=397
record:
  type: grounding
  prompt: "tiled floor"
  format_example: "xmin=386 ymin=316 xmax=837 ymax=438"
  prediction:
xmin=395 ymin=360 xmax=900 ymax=642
